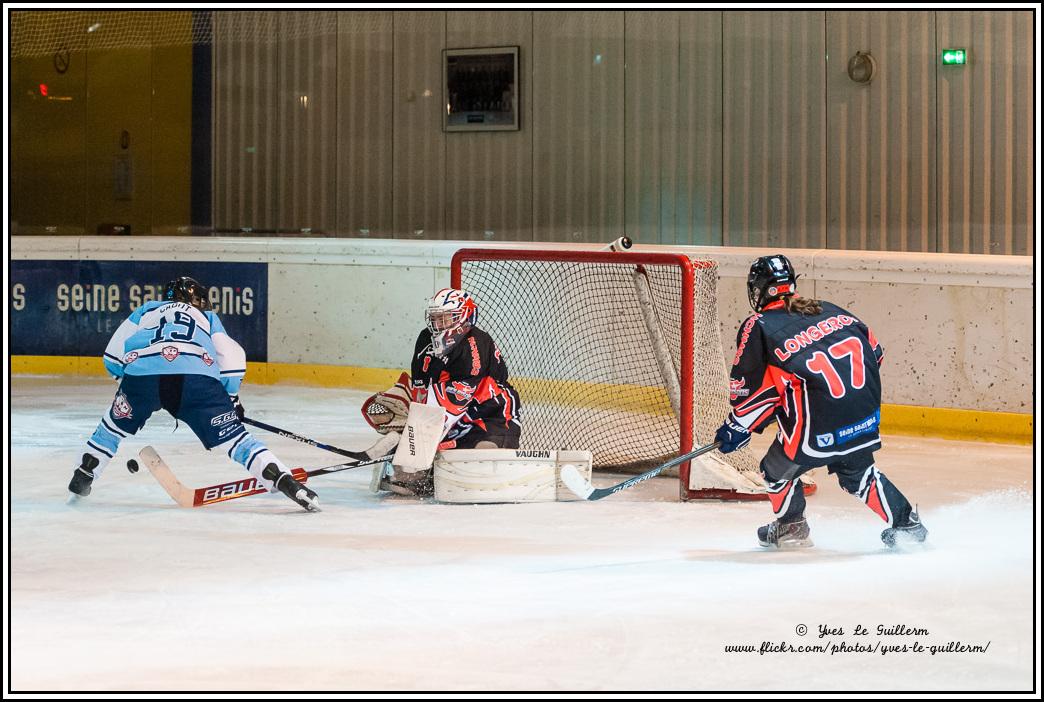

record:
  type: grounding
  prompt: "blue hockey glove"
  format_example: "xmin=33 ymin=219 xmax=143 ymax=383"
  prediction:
xmin=715 ymin=419 xmax=751 ymax=454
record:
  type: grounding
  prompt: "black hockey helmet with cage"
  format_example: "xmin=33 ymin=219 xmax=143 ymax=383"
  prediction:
xmin=163 ymin=276 xmax=210 ymax=311
xmin=747 ymin=254 xmax=799 ymax=312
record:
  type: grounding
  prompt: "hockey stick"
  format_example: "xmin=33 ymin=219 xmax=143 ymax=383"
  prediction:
xmin=241 ymin=416 xmax=375 ymax=461
xmin=141 ymin=438 xmax=397 ymax=508
xmin=559 ymin=441 xmax=723 ymax=501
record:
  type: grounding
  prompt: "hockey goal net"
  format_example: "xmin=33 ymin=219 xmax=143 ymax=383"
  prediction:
xmin=451 ymin=247 xmax=772 ymax=501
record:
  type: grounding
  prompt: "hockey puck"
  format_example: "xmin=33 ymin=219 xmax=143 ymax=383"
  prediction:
xmin=126 ymin=459 xmax=139 ymax=474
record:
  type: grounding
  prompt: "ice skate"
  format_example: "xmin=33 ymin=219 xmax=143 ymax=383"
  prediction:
xmin=67 ymin=453 xmax=100 ymax=498
xmin=371 ymin=460 xmax=413 ymax=495
xmin=757 ymin=516 xmax=813 ymax=549
xmin=262 ymin=463 xmax=320 ymax=512
xmin=881 ymin=509 xmax=928 ymax=547
xmin=375 ymin=465 xmax=434 ymax=497
xmin=381 ymin=475 xmax=434 ymax=497
xmin=370 ymin=461 xmax=392 ymax=494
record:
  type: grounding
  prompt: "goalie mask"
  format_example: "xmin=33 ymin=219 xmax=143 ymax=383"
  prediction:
xmin=426 ymin=288 xmax=477 ymax=356
xmin=164 ymin=276 xmax=210 ymax=312
xmin=747 ymin=254 xmax=799 ymax=312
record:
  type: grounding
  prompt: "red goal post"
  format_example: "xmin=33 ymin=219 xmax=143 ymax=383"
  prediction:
xmin=451 ymin=247 xmax=771 ymax=501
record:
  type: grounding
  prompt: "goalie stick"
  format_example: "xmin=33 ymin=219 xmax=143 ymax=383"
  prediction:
xmin=141 ymin=433 xmax=399 ymax=508
xmin=559 ymin=441 xmax=723 ymax=501
xmin=241 ymin=416 xmax=377 ymax=461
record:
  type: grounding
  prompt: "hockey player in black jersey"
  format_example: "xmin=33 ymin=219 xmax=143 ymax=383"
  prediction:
xmin=410 ymin=287 xmax=522 ymax=451
xmin=362 ymin=287 xmax=522 ymax=495
xmin=715 ymin=254 xmax=927 ymax=549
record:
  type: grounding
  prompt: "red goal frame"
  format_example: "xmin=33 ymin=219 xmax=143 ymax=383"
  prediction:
xmin=452 ymin=248 xmax=709 ymax=497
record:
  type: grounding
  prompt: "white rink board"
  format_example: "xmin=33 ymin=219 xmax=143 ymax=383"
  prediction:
xmin=267 ymin=263 xmax=437 ymax=367
xmin=8 ymin=377 xmax=1035 ymax=692
xmin=11 ymin=236 xmax=1033 ymax=414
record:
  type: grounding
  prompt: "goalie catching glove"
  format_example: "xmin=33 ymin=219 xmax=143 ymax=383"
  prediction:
xmin=362 ymin=372 xmax=412 ymax=434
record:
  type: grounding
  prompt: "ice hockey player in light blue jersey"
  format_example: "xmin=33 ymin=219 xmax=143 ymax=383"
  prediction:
xmin=68 ymin=276 xmax=319 ymax=511
xmin=101 ymin=290 xmax=245 ymax=386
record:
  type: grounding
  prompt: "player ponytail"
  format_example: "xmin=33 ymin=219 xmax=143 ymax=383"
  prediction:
xmin=783 ymin=295 xmax=823 ymax=316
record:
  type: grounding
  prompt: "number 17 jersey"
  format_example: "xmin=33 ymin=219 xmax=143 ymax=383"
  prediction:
xmin=728 ymin=299 xmax=885 ymax=465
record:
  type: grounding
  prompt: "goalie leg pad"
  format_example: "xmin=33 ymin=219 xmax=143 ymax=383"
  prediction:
xmin=434 ymin=449 xmax=593 ymax=504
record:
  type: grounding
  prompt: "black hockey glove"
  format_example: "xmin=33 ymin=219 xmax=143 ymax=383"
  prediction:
xmin=715 ymin=419 xmax=751 ymax=454
xmin=230 ymin=394 xmax=245 ymax=421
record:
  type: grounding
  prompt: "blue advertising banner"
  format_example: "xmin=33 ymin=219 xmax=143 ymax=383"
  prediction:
xmin=10 ymin=261 xmax=268 ymax=361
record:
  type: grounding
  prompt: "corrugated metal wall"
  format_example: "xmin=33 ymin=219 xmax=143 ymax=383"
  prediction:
xmin=937 ymin=11 xmax=1034 ymax=255
xmin=336 ymin=12 xmax=393 ymax=238
xmin=213 ymin=11 xmax=279 ymax=232
xmin=211 ymin=10 xmax=1034 ymax=254
xmin=212 ymin=11 xmax=338 ymax=235
xmin=532 ymin=11 xmax=625 ymax=243
xmin=827 ymin=11 xmax=938 ymax=253
xmin=392 ymin=11 xmax=446 ymax=239
xmin=677 ymin=12 xmax=724 ymax=247
xmin=446 ymin=11 xmax=533 ymax=241
xmin=723 ymin=11 xmax=827 ymax=249
xmin=277 ymin=11 xmax=338 ymax=234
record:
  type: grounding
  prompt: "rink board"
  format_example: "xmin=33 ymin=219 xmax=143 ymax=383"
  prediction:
xmin=9 ymin=237 xmax=1034 ymax=445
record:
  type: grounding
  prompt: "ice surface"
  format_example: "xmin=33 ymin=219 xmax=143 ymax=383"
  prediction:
xmin=8 ymin=377 xmax=1035 ymax=691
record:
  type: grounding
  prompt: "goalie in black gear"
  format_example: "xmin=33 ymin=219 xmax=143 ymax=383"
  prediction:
xmin=362 ymin=288 xmax=522 ymax=495
xmin=715 ymin=254 xmax=927 ymax=549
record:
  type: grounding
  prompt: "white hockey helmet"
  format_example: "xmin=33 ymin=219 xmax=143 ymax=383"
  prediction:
xmin=426 ymin=288 xmax=478 ymax=355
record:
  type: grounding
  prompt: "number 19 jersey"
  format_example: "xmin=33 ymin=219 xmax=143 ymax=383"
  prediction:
xmin=728 ymin=299 xmax=885 ymax=465
xmin=102 ymin=300 xmax=247 ymax=395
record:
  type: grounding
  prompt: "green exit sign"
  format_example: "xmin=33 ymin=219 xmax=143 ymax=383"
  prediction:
xmin=942 ymin=49 xmax=967 ymax=65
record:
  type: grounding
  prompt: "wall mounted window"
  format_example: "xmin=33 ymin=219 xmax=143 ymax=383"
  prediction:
xmin=443 ymin=46 xmax=519 ymax=132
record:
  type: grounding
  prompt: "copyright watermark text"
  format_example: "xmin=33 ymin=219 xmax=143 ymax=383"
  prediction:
xmin=725 ymin=624 xmax=990 ymax=657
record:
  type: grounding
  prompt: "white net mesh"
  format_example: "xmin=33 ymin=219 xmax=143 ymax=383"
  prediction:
xmin=9 ymin=10 xmax=341 ymax=58
xmin=455 ymin=251 xmax=763 ymax=496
